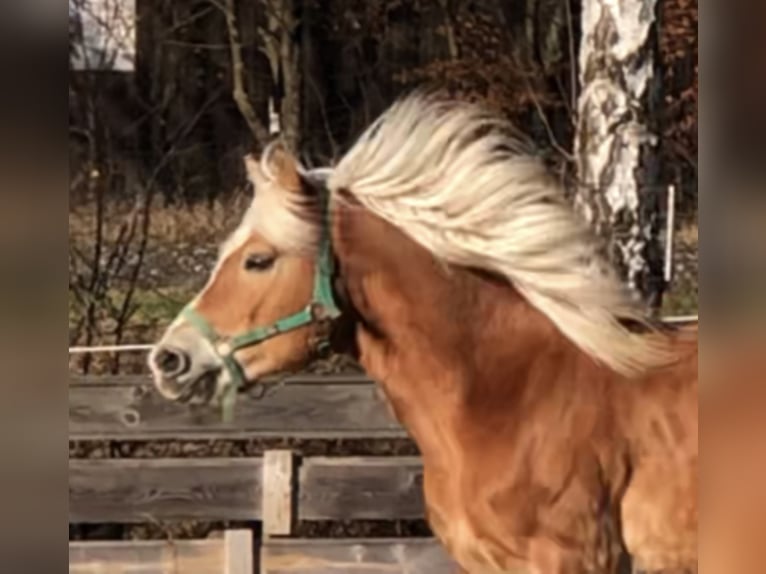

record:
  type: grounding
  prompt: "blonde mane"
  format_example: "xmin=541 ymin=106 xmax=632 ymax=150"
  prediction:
xmin=326 ymin=93 xmax=674 ymax=376
xmin=234 ymin=148 xmax=325 ymax=257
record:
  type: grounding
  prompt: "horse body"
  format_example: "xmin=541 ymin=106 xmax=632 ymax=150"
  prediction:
xmin=148 ymin=94 xmax=717 ymax=572
xmin=619 ymin=335 xmax=698 ymax=572
xmin=334 ymin=201 xmax=698 ymax=573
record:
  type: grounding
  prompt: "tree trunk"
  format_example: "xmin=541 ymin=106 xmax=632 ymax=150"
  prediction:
xmin=574 ymin=0 xmax=665 ymax=310
xmin=260 ymin=0 xmax=303 ymax=153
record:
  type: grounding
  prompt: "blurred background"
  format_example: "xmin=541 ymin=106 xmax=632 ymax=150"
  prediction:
xmin=68 ymin=0 xmax=699 ymax=374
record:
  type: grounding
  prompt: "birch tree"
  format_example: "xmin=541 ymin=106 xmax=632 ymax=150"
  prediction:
xmin=574 ymin=0 xmax=665 ymax=309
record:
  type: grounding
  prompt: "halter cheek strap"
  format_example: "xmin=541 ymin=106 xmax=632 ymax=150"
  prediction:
xmin=179 ymin=193 xmax=341 ymax=421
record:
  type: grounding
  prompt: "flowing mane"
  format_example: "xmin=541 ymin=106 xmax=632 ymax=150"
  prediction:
xmin=326 ymin=93 xmax=674 ymax=376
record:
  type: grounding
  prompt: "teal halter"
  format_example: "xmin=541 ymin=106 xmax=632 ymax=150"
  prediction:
xmin=179 ymin=193 xmax=341 ymax=421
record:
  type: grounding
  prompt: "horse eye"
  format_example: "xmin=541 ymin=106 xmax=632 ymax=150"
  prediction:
xmin=244 ymin=253 xmax=275 ymax=272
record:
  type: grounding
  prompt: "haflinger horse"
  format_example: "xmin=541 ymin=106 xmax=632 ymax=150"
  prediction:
xmin=149 ymin=94 xmax=702 ymax=573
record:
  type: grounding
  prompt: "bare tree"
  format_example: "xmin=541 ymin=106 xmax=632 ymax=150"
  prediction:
xmin=214 ymin=0 xmax=271 ymax=148
xmin=574 ymin=0 xmax=665 ymax=309
xmin=69 ymin=0 xmax=152 ymax=373
xmin=262 ymin=0 xmax=303 ymax=152
xmin=213 ymin=0 xmax=303 ymax=153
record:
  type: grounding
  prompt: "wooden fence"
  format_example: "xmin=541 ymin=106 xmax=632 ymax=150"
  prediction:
xmin=69 ymin=374 xmax=455 ymax=573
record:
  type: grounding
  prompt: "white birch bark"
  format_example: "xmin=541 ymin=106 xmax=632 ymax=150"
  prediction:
xmin=574 ymin=0 xmax=665 ymax=308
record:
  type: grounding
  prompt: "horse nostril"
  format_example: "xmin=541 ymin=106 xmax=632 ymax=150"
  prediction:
xmin=153 ymin=346 xmax=190 ymax=378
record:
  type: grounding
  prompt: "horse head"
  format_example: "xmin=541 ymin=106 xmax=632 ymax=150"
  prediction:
xmin=148 ymin=142 xmax=340 ymax=409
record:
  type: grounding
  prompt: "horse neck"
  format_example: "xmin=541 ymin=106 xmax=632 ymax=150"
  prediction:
xmin=332 ymin=203 xmax=605 ymax=454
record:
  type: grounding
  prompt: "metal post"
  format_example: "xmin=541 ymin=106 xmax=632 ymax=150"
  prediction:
xmin=664 ymin=184 xmax=677 ymax=284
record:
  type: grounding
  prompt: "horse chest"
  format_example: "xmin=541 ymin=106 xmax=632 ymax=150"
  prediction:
xmin=427 ymin=506 xmax=510 ymax=574
xmin=423 ymin=469 xmax=528 ymax=574
xmin=421 ymin=459 xmax=613 ymax=574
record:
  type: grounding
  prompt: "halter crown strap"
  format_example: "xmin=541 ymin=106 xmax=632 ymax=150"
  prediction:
xmin=179 ymin=191 xmax=340 ymax=421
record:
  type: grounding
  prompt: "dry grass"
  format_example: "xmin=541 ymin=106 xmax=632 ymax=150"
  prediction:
xmin=677 ymin=221 xmax=698 ymax=246
xmin=149 ymin=195 xmax=251 ymax=244
xmin=662 ymin=220 xmax=699 ymax=316
xmin=69 ymin=191 xmax=251 ymax=247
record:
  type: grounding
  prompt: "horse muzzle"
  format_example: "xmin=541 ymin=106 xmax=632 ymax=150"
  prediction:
xmin=148 ymin=322 xmax=226 ymax=405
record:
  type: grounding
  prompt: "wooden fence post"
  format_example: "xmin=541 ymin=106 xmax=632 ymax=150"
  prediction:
xmin=262 ymin=450 xmax=296 ymax=538
xmin=224 ymin=529 xmax=254 ymax=574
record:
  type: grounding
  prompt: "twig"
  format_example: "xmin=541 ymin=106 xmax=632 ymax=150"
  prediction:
xmin=524 ymin=78 xmax=575 ymax=163
xmin=307 ymin=74 xmax=339 ymax=161
xmin=437 ymin=0 xmax=461 ymax=61
xmin=109 ymin=87 xmax=224 ymax=372
xmin=564 ymin=0 xmax=577 ymax=123
xmin=211 ymin=0 xmax=271 ymax=147
xmin=667 ymin=138 xmax=698 ymax=172
xmin=108 ymin=199 xmax=147 ymax=373
xmin=161 ymin=5 xmax=215 ymax=39
xmin=82 ymin=84 xmax=103 ymax=374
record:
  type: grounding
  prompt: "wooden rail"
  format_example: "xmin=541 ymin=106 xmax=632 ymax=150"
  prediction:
xmin=69 ymin=530 xmax=253 ymax=574
xmin=69 ymin=449 xmax=451 ymax=573
xmin=69 ymin=374 xmax=444 ymax=572
xmin=70 ymin=455 xmax=425 ymax=524
xmin=69 ymin=458 xmax=264 ymax=523
xmin=69 ymin=374 xmax=405 ymax=440
xmin=260 ymin=538 xmax=453 ymax=573
xmin=69 ymin=533 xmax=451 ymax=574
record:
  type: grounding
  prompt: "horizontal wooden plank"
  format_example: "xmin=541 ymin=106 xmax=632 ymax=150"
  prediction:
xmin=299 ymin=457 xmax=425 ymax=521
xmin=69 ymin=536 xmax=452 ymax=574
xmin=261 ymin=538 xmax=455 ymax=574
xmin=69 ymin=537 xmax=224 ymax=574
xmin=70 ymin=374 xmax=372 ymax=387
xmin=69 ymin=458 xmax=262 ymax=523
xmin=69 ymin=375 xmax=405 ymax=440
xmin=69 ymin=456 xmax=428 ymax=525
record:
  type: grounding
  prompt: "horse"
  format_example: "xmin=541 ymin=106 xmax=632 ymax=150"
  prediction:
xmin=147 ymin=94 xmax=746 ymax=573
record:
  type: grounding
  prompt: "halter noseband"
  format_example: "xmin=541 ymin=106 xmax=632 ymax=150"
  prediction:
xmin=178 ymin=191 xmax=341 ymax=421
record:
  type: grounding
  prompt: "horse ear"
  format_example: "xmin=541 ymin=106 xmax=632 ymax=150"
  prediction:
xmin=260 ymin=141 xmax=303 ymax=192
xmin=244 ymin=153 xmax=267 ymax=194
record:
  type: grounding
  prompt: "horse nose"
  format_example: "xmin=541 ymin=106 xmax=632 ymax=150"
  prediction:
xmin=151 ymin=346 xmax=191 ymax=379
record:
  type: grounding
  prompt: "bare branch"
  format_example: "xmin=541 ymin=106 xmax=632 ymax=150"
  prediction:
xmin=307 ymin=73 xmax=339 ymax=161
xmin=161 ymin=5 xmax=215 ymax=39
xmin=436 ymin=0 xmax=460 ymax=61
xmin=523 ymin=78 xmax=575 ymax=163
xmin=563 ymin=0 xmax=577 ymax=124
xmin=211 ymin=0 xmax=271 ymax=148
xmin=261 ymin=0 xmax=299 ymax=34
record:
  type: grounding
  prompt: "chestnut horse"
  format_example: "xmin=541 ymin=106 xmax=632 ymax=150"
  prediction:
xmin=149 ymin=95 xmax=741 ymax=573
